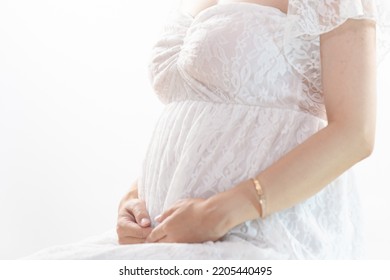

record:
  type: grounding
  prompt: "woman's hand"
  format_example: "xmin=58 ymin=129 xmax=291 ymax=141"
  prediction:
xmin=116 ymin=180 xmax=153 ymax=244
xmin=117 ymin=199 xmax=153 ymax=244
xmin=145 ymin=198 xmax=226 ymax=243
xmin=146 ymin=180 xmax=261 ymax=243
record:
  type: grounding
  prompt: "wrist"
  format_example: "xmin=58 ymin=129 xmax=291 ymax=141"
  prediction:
xmin=203 ymin=180 xmax=261 ymax=234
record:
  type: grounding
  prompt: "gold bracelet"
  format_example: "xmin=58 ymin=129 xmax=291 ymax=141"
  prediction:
xmin=250 ymin=177 xmax=266 ymax=219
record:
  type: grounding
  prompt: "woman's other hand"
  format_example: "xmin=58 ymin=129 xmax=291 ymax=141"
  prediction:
xmin=116 ymin=180 xmax=153 ymax=244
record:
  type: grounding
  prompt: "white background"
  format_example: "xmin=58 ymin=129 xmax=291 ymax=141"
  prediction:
xmin=0 ymin=0 xmax=389 ymax=260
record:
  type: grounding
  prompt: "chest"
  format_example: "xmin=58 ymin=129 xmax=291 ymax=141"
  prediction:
xmin=179 ymin=4 xmax=287 ymax=85
xmin=176 ymin=4 xmax=295 ymax=99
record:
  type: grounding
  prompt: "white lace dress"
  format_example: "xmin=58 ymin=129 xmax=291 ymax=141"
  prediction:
xmin=22 ymin=0 xmax=389 ymax=260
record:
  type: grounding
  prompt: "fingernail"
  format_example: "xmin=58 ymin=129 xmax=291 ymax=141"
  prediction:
xmin=140 ymin=218 xmax=150 ymax=226
xmin=154 ymin=214 xmax=162 ymax=222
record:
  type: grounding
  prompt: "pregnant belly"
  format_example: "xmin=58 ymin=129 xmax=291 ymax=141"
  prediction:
xmin=138 ymin=99 xmax=326 ymax=225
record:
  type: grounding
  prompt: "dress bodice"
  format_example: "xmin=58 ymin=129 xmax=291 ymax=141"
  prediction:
xmin=149 ymin=2 xmax=327 ymax=120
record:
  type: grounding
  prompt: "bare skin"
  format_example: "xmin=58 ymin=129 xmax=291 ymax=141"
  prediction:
xmin=116 ymin=179 xmax=153 ymax=244
xmin=117 ymin=0 xmax=376 ymax=244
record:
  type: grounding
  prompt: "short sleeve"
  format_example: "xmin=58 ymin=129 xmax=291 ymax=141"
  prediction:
xmin=284 ymin=0 xmax=390 ymax=93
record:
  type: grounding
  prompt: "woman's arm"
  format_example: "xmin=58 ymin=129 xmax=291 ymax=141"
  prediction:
xmin=210 ymin=18 xmax=377 ymax=229
xmin=259 ymin=18 xmax=376 ymax=215
xmin=146 ymin=18 xmax=377 ymax=243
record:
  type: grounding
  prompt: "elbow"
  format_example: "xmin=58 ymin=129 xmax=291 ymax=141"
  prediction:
xmin=358 ymin=131 xmax=375 ymax=159
xmin=349 ymin=125 xmax=376 ymax=161
xmin=329 ymin=121 xmax=375 ymax=162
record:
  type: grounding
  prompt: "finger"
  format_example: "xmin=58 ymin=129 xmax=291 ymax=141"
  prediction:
xmin=155 ymin=235 xmax=176 ymax=243
xmin=117 ymin=236 xmax=146 ymax=245
xmin=117 ymin=219 xmax=153 ymax=239
xmin=155 ymin=204 xmax=181 ymax=223
xmin=145 ymin=224 xmax=167 ymax=243
xmin=126 ymin=200 xmax=151 ymax=227
xmin=118 ymin=212 xmax=135 ymax=223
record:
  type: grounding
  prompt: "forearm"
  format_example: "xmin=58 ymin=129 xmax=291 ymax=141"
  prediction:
xmin=206 ymin=122 xmax=374 ymax=231
xmin=256 ymin=121 xmax=373 ymax=217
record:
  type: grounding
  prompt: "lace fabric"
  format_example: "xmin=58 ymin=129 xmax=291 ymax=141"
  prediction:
xmin=284 ymin=0 xmax=390 ymax=94
xmin=142 ymin=0 xmax=377 ymax=259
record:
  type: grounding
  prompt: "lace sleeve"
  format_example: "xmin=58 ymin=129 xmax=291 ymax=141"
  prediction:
xmin=284 ymin=0 xmax=390 ymax=93
xmin=148 ymin=10 xmax=194 ymax=103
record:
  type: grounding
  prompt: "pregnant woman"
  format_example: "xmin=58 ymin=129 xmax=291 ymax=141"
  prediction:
xmin=24 ymin=0 xmax=390 ymax=259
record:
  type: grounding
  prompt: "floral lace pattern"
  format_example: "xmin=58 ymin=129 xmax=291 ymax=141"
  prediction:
xmin=139 ymin=1 xmax=386 ymax=259
xmin=150 ymin=3 xmax=328 ymax=119
xmin=285 ymin=0 xmax=390 ymax=98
